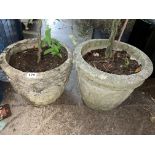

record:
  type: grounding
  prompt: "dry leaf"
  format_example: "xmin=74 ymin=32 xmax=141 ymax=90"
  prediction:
xmin=135 ymin=66 xmax=141 ymax=73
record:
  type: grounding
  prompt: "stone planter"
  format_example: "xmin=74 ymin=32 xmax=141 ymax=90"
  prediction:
xmin=0 ymin=39 xmax=72 ymax=106
xmin=74 ymin=39 xmax=153 ymax=111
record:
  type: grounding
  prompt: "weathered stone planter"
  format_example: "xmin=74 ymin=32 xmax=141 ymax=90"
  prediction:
xmin=0 ymin=39 xmax=72 ymax=106
xmin=74 ymin=39 xmax=153 ymax=111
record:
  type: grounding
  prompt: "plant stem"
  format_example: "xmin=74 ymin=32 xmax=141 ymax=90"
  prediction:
xmin=105 ymin=19 xmax=121 ymax=58
xmin=37 ymin=19 xmax=42 ymax=63
xmin=118 ymin=19 xmax=129 ymax=42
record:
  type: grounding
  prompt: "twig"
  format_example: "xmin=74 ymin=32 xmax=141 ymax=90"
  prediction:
xmin=105 ymin=19 xmax=121 ymax=58
xmin=37 ymin=19 xmax=42 ymax=63
xmin=118 ymin=19 xmax=129 ymax=42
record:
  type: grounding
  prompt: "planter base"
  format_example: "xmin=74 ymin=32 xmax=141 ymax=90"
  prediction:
xmin=79 ymin=72 xmax=134 ymax=111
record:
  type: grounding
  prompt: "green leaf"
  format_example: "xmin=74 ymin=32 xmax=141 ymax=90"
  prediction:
xmin=125 ymin=57 xmax=129 ymax=66
xmin=44 ymin=48 xmax=52 ymax=55
xmin=51 ymin=52 xmax=62 ymax=58
xmin=58 ymin=53 xmax=62 ymax=58
xmin=42 ymin=26 xmax=62 ymax=57
xmin=44 ymin=26 xmax=52 ymax=47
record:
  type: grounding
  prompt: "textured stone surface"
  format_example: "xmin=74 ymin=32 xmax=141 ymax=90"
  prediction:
xmin=0 ymin=39 xmax=72 ymax=106
xmin=75 ymin=39 xmax=153 ymax=110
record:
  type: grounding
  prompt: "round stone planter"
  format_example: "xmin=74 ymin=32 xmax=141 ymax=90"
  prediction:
xmin=74 ymin=39 xmax=153 ymax=111
xmin=0 ymin=39 xmax=72 ymax=106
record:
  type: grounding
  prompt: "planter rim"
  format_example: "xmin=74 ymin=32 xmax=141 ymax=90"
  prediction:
xmin=0 ymin=38 xmax=72 ymax=76
xmin=74 ymin=39 xmax=153 ymax=89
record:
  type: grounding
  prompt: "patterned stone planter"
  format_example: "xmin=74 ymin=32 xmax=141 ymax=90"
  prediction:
xmin=0 ymin=39 xmax=72 ymax=106
xmin=74 ymin=39 xmax=153 ymax=111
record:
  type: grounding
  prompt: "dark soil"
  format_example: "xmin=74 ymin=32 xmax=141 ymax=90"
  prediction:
xmin=9 ymin=47 xmax=68 ymax=72
xmin=83 ymin=49 xmax=142 ymax=75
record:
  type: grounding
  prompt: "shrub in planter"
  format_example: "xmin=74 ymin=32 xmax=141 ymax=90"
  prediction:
xmin=74 ymin=20 xmax=153 ymax=111
xmin=0 ymin=20 xmax=72 ymax=106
